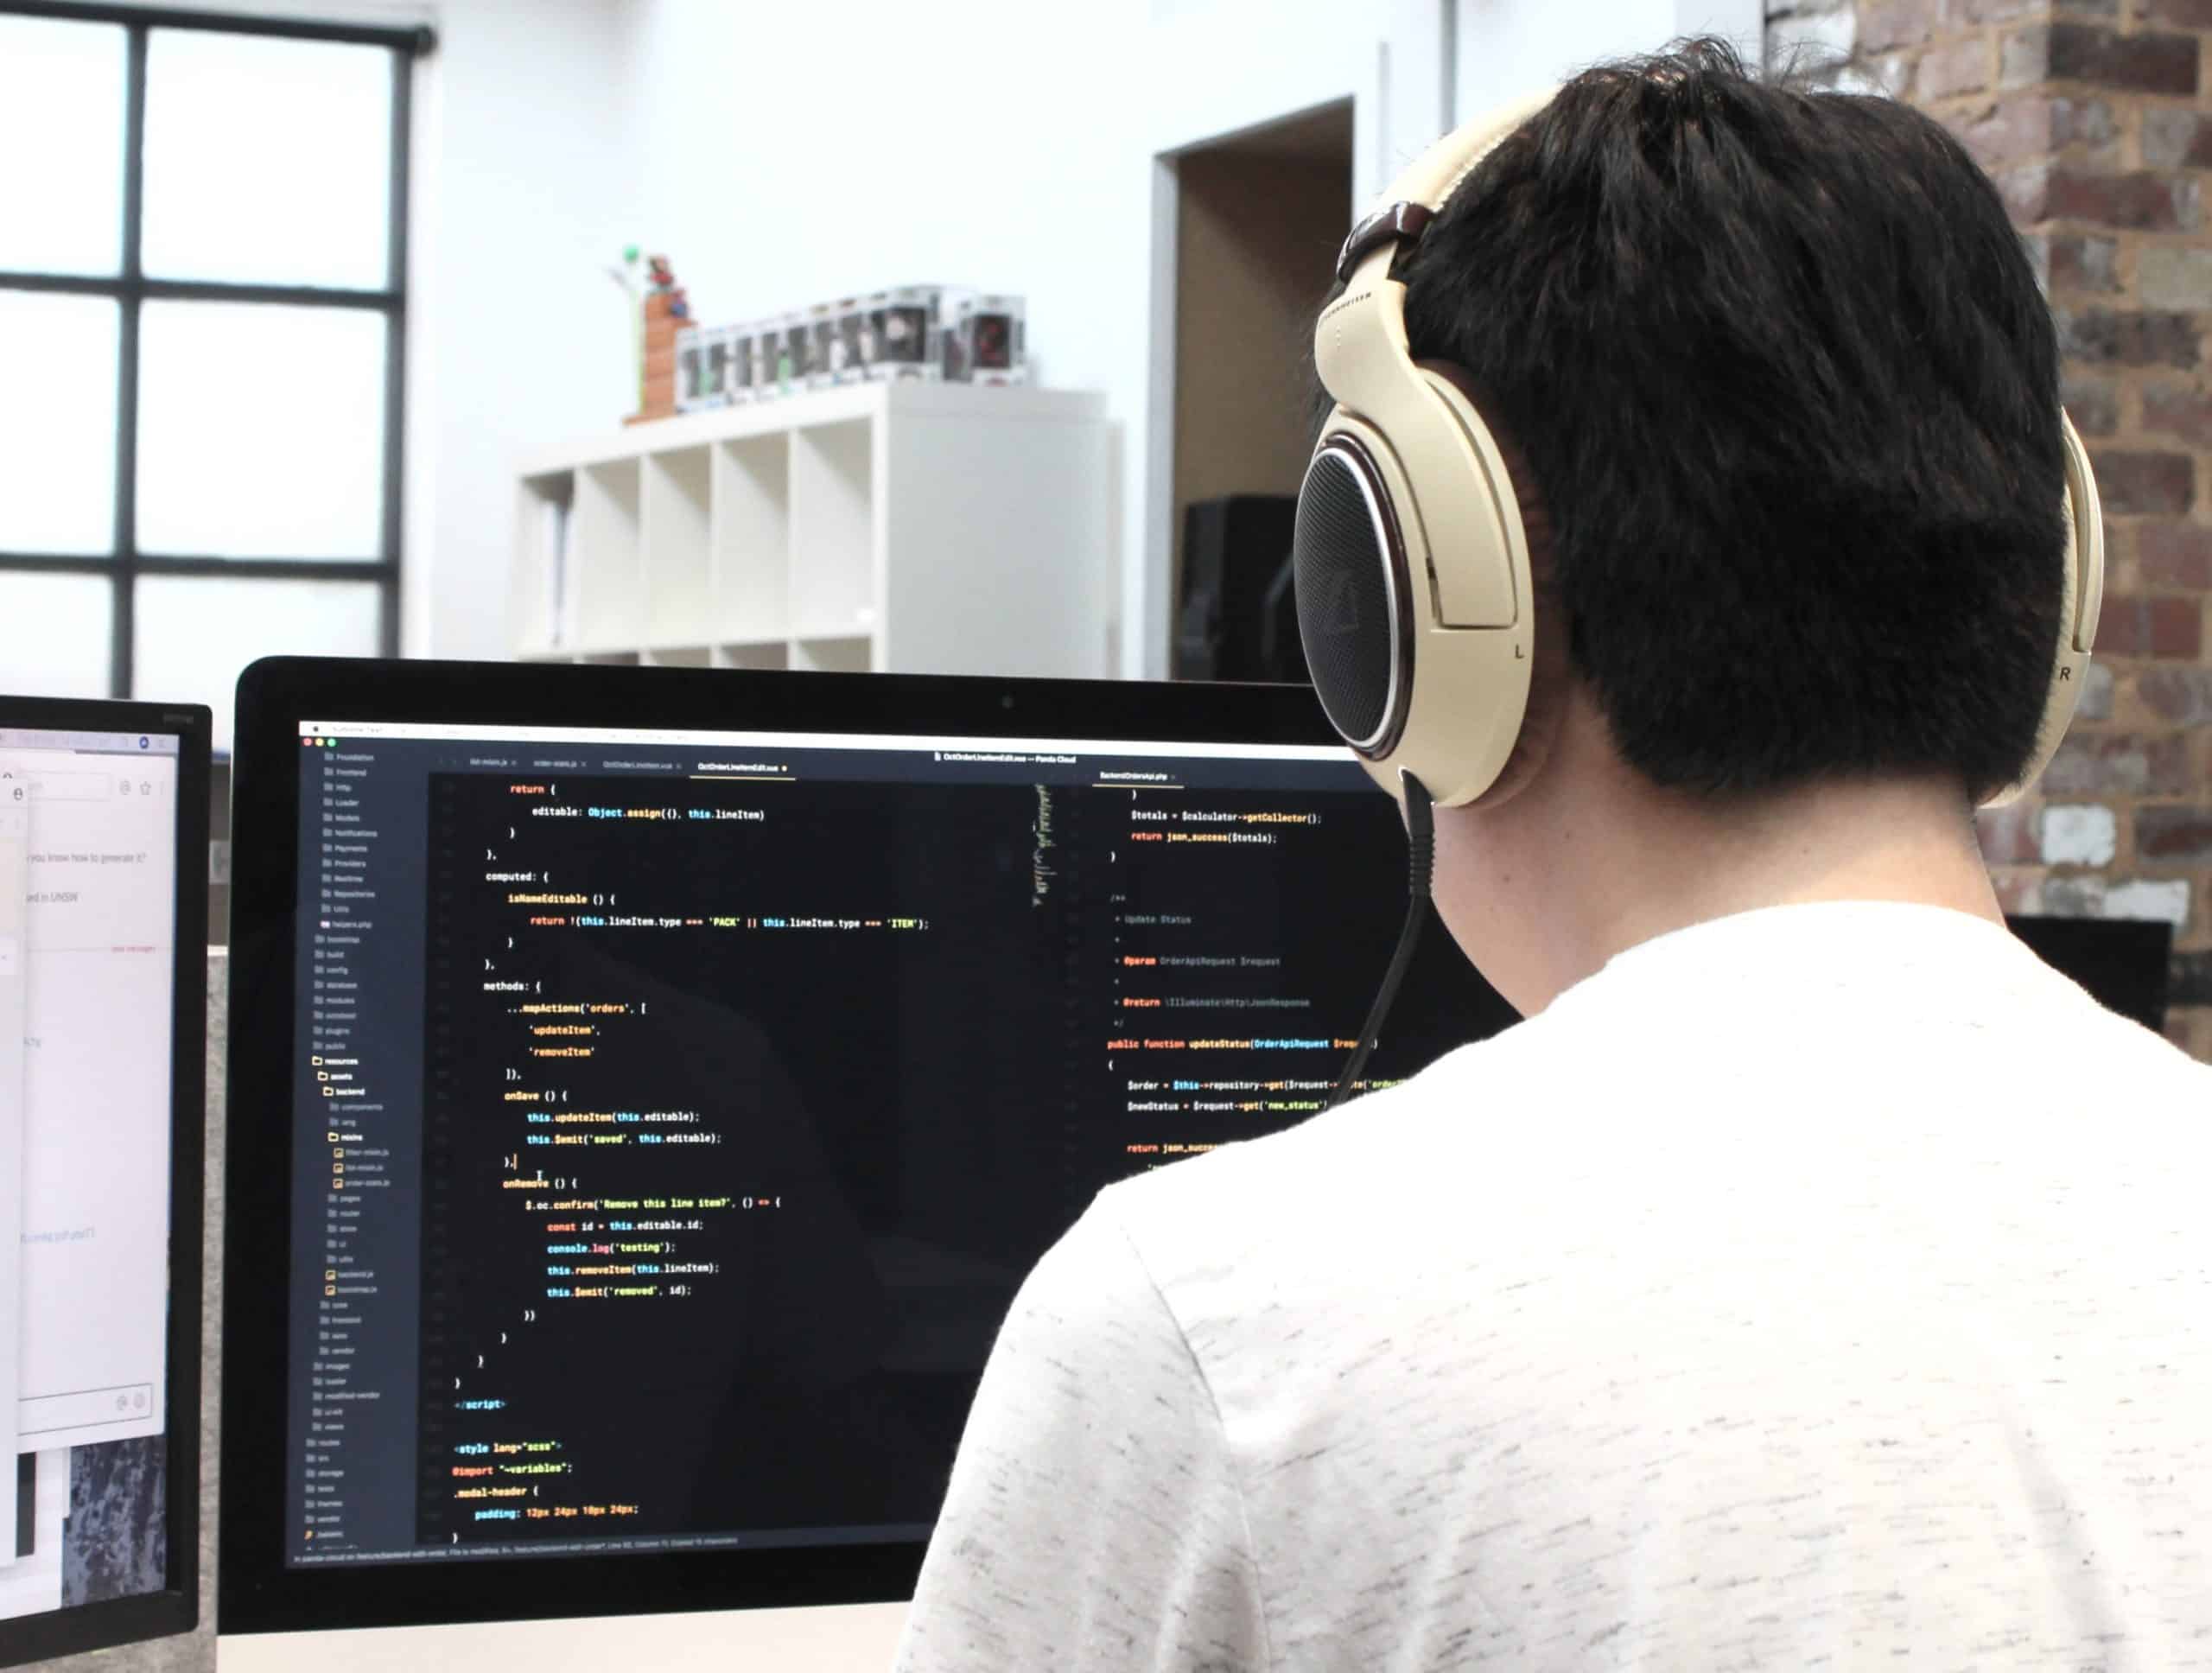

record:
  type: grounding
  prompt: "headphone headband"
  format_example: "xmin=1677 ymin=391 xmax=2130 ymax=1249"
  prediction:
xmin=1334 ymin=86 xmax=1559 ymax=285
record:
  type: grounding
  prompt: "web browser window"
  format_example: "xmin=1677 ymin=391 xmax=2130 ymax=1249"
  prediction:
xmin=0 ymin=794 xmax=27 ymax=1552
xmin=0 ymin=731 xmax=177 ymax=1454
xmin=0 ymin=726 xmax=179 ymax=1625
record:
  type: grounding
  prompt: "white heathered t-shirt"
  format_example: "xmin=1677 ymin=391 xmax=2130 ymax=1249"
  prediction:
xmin=892 ymin=900 xmax=2212 ymax=1672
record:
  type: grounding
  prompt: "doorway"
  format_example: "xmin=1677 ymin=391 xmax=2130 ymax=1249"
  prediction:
xmin=1167 ymin=99 xmax=1353 ymax=669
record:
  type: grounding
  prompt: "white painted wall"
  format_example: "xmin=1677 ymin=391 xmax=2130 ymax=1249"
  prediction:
xmin=1455 ymin=0 xmax=1767 ymax=118
xmin=403 ymin=0 xmax=637 ymax=660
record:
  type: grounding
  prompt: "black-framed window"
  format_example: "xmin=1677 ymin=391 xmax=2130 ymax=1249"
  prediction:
xmin=0 ymin=2 xmax=431 ymax=738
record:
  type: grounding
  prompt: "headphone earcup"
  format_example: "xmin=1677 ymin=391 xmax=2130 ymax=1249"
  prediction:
xmin=1294 ymin=376 xmax=1538 ymax=808
xmin=1293 ymin=428 xmax=1413 ymax=759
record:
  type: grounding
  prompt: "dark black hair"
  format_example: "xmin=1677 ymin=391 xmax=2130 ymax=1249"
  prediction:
xmin=1399 ymin=37 xmax=2067 ymax=800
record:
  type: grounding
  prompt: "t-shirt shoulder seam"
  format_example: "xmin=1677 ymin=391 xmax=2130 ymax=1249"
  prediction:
xmin=1104 ymin=1208 xmax=1277 ymax=1672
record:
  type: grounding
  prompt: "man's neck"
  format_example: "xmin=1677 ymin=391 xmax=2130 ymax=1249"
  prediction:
xmin=1433 ymin=754 xmax=2003 ymax=1017
xmin=1585 ymin=771 xmax=2004 ymax=974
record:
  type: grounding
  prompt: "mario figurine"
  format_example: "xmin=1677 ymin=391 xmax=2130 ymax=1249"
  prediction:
xmin=647 ymin=255 xmax=689 ymax=321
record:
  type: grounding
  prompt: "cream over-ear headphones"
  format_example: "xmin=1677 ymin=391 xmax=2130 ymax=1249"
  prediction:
xmin=1294 ymin=87 xmax=2106 ymax=811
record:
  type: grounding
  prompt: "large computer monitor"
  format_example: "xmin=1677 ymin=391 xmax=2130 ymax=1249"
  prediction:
xmin=0 ymin=696 xmax=208 ymax=1669
xmin=219 ymin=657 xmax=1516 ymax=1656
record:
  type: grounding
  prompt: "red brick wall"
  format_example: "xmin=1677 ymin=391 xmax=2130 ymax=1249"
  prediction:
xmin=1765 ymin=0 xmax=2212 ymax=1059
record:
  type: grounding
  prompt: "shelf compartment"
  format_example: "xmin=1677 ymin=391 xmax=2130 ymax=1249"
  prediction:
xmin=643 ymin=447 xmax=713 ymax=645
xmin=571 ymin=459 xmax=644 ymax=647
xmin=511 ymin=470 xmax=575 ymax=656
xmin=712 ymin=434 xmax=790 ymax=641
xmin=715 ymin=642 xmax=790 ymax=671
xmin=791 ymin=634 xmax=872 ymax=675
xmin=788 ymin=420 xmax=875 ymax=639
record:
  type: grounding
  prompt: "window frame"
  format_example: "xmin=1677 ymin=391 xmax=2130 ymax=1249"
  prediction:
xmin=0 ymin=1 xmax=433 ymax=699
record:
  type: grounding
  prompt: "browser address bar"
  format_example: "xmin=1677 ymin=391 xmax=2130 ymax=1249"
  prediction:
xmin=0 ymin=769 xmax=114 ymax=802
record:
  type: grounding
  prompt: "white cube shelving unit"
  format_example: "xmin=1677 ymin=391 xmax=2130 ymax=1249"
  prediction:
xmin=511 ymin=382 xmax=1113 ymax=678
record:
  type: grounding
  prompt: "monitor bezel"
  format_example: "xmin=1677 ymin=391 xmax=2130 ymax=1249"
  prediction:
xmin=220 ymin=654 xmax=1346 ymax=1637
xmin=0 ymin=694 xmax=208 ymax=1670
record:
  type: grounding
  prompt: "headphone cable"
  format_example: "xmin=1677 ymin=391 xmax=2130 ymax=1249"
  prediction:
xmin=1327 ymin=772 xmax=1435 ymax=1109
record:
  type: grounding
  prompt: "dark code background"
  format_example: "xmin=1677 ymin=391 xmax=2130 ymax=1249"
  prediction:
xmin=413 ymin=773 xmax=1514 ymax=1549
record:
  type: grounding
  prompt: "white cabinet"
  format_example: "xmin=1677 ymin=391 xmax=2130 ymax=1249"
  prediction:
xmin=511 ymin=383 xmax=1113 ymax=678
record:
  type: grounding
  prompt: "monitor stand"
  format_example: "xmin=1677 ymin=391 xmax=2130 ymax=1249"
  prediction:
xmin=217 ymin=1600 xmax=907 ymax=1670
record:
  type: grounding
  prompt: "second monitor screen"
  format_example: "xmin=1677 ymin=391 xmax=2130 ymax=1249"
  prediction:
xmin=292 ymin=723 xmax=1513 ymax=1568
xmin=0 ymin=724 xmax=181 ymax=1627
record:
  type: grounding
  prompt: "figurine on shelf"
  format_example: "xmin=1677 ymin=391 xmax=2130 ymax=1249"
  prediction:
xmin=648 ymin=254 xmax=686 ymax=315
xmin=615 ymin=250 xmax=693 ymax=424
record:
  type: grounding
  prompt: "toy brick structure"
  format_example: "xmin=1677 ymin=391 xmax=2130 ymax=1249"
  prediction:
xmin=626 ymin=288 xmax=687 ymax=425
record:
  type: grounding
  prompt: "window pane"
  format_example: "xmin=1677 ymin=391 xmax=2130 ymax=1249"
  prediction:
xmin=0 ymin=294 xmax=118 ymax=555
xmin=0 ymin=573 xmax=112 ymax=700
xmin=136 ymin=576 xmax=378 ymax=748
xmin=0 ymin=18 xmax=125 ymax=277
xmin=143 ymin=31 xmax=392 ymax=289
xmin=138 ymin=302 xmax=386 ymax=558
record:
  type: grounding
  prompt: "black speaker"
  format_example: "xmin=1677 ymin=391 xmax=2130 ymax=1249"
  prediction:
xmin=2006 ymin=914 xmax=2174 ymax=1034
xmin=1174 ymin=495 xmax=1307 ymax=684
